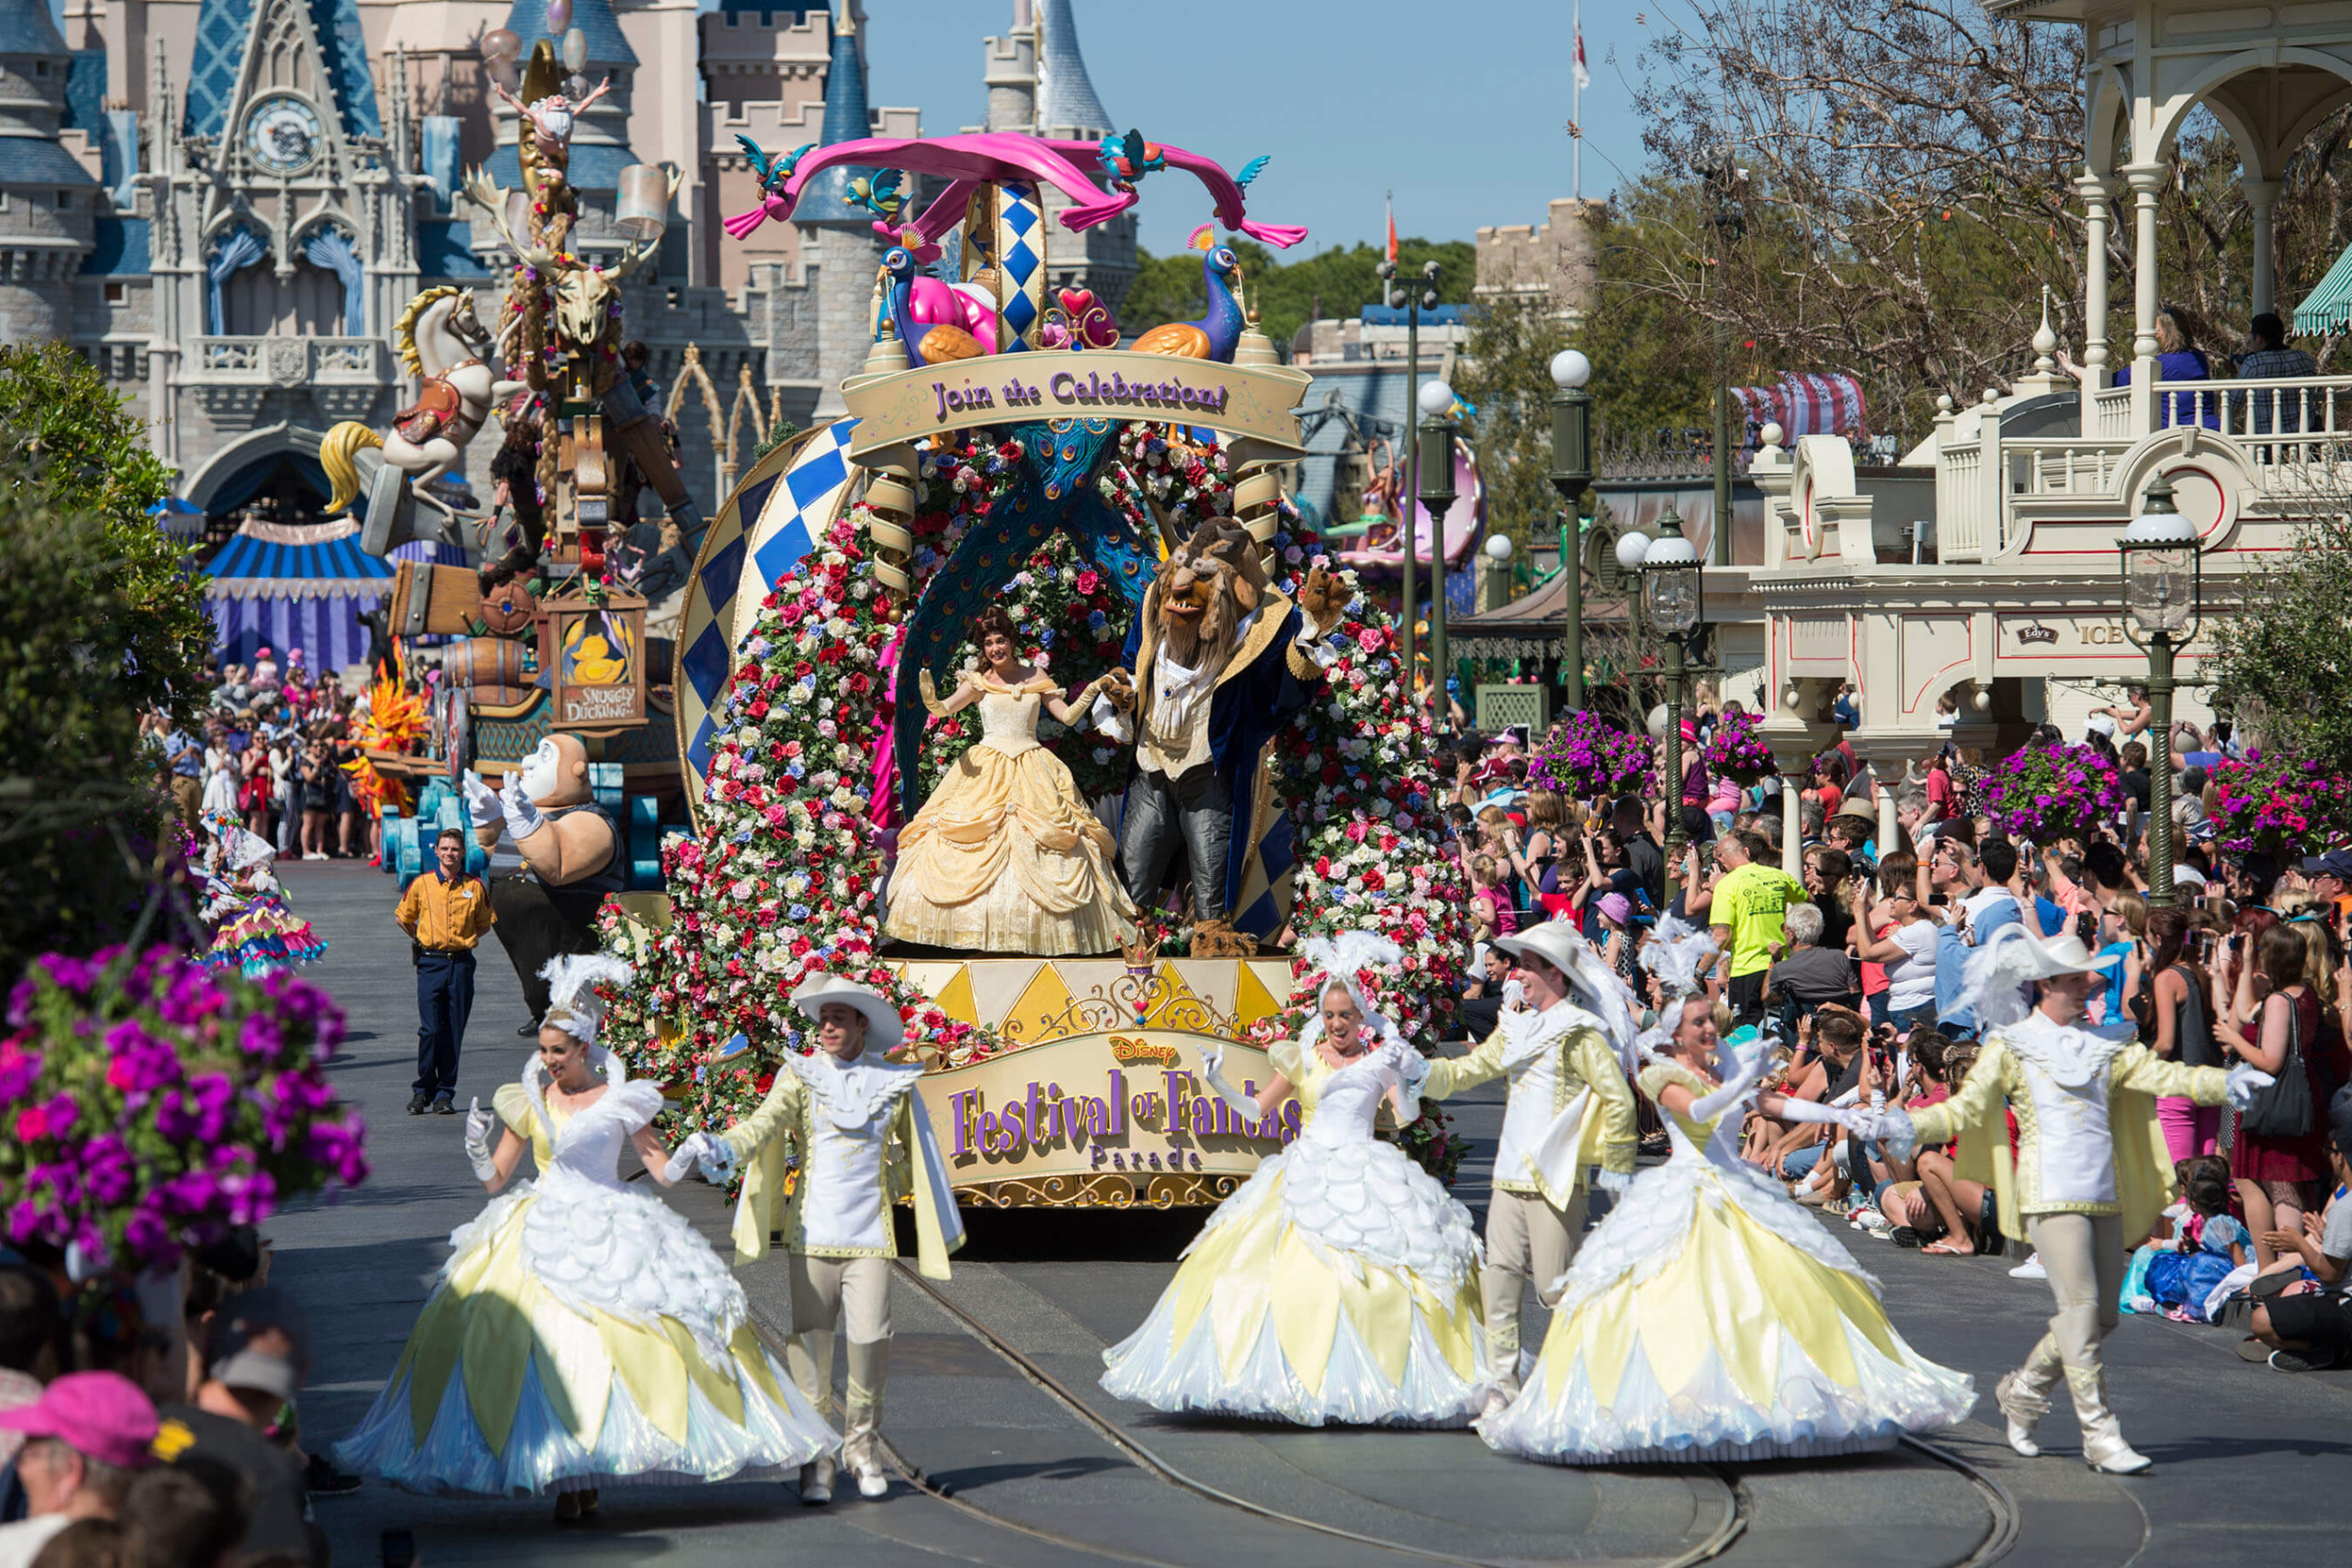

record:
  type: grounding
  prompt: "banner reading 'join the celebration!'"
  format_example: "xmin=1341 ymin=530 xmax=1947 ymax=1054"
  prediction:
xmin=840 ymin=352 xmax=1313 ymax=458
xmin=918 ymin=1030 xmax=1300 ymax=1209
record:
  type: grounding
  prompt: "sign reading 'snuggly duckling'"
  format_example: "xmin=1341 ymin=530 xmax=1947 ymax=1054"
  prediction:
xmin=841 ymin=350 xmax=1313 ymax=458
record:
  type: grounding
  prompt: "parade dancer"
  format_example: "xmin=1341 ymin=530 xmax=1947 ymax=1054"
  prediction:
xmin=1418 ymin=919 xmax=1641 ymax=1416
xmin=1100 ymin=932 xmax=1488 ymax=1426
xmin=333 ymin=956 xmax=837 ymax=1517
xmin=1484 ymin=920 xmax=1975 ymax=1464
xmin=1863 ymin=925 xmax=2273 ymax=1473
xmin=672 ymin=976 xmax=964 ymax=1503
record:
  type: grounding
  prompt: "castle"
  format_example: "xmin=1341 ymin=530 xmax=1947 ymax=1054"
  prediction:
xmin=2 ymin=0 xmax=1131 ymax=525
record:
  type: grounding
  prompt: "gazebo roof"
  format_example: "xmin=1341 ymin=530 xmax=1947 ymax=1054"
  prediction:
xmin=203 ymin=519 xmax=395 ymax=600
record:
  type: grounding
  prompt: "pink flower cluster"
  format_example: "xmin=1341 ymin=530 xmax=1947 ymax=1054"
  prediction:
xmin=1984 ymin=740 xmax=2131 ymax=843
xmin=2 ymin=947 xmax=366 ymax=1271
xmin=2207 ymin=750 xmax=2352 ymax=856
xmin=1529 ymin=711 xmax=1656 ymax=801
xmin=1702 ymin=707 xmax=1775 ymax=785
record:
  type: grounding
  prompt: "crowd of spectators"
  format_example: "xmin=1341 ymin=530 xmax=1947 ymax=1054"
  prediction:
xmin=1442 ymin=684 xmax=2352 ymax=1374
xmin=147 ymin=649 xmax=376 ymax=863
xmin=0 ymin=1237 xmax=334 ymax=1568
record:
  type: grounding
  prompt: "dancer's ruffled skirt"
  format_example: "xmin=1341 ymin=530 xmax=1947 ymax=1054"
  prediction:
xmin=1482 ymin=1156 xmax=1973 ymax=1464
xmin=333 ymin=1182 xmax=836 ymax=1495
xmin=1101 ymin=1137 xmax=1487 ymax=1427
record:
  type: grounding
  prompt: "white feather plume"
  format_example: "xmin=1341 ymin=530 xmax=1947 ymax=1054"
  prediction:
xmin=1953 ymin=923 xmax=2041 ymax=1032
xmin=1641 ymin=917 xmax=1719 ymax=999
xmin=1295 ymin=930 xmax=1405 ymax=1055
xmin=538 ymin=953 xmax=637 ymax=1043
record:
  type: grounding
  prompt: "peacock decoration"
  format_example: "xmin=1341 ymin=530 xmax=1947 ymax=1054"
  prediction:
xmin=1130 ymin=225 xmax=1248 ymax=363
xmin=878 ymin=244 xmax=994 ymax=366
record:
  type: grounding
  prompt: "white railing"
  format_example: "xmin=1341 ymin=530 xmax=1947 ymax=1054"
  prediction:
xmin=2013 ymin=439 xmax=2122 ymax=499
xmin=2090 ymin=385 xmax=2134 ymax=440
xmin=1936 ymin=438 xmax=1984 ymax=560
xmin=190 ymin=336 xmax=388 ymax=386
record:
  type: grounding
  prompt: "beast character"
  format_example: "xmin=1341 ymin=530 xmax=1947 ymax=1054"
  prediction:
xmin=1092 ymin=521 xmax=1349 ymax=955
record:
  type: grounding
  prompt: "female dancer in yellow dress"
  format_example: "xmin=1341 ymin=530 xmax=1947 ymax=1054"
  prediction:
xmin=1100 ymin=932 xmax=1487 ymax=1426
xmin=334 ymin=956 xmax=838 ymax=1517
xmin=887 ymin=605 xmax=1138 ymax=954
xmin=1483 ymin=925 xmax=1974 ymax=1464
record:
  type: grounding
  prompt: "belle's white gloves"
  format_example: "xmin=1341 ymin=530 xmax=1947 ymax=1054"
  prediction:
xmin=460 ymin=770 xmax=504 ymax=832
xmin=1866 ymin=1105 xmax=1920 ymax=1162
xmin=1691 ymin=1043 xmax=1773 ymax=1123
xmin=662 ymin=1134 xmax=712 ymax=1184
xmin=1198 ymin=1046 xmax=1266 ymax=1124
xmin=2224 ymin=1062 xmax=2277 ymax=1111
xmin=677 ymin=1131 xmax=738 ymax=1182
xmin=500 ymin=773 xmax=547 ymax=839
xmin=463 ymin=1097 xmax=499 ymax=1182
xmin=1499 ymin=976 xmax=1527 ymax=1012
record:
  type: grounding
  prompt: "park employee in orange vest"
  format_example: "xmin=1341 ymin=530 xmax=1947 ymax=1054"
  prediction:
xmin=1419 ymin=918 xmax=1641 ymax=1419
xmin=673 ymin=976 xmax=963 ymax=1505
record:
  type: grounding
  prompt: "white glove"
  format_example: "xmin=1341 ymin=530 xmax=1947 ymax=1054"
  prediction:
xmin=2223 ymin=1061 xmax=2276 ymax=1111
xmin=460 ymin=770 xmax=505 ymax=833
xmin=500 ymin=773 xmax=547 ymax=839
xmin=1499 ymin=976 xmax=1526 ymax=1012
xmin=1198 ymin=1046 xmax=1265 ymax=1124
xmin=1869 ymin=1105 xmax=1920 ymax=1162
xmin=463 ymin=1097 xmax=499 ymax=1181
xmin=694 ymin=1132 xmax=739 ymax=1182
xmin=1691 ymin=1047 xmax=1773 ymax=1123
xmin=1594 ymin=1167 xmax=1634 ymax=1194
xmin=662 ymin=1134 xmax=706 ymax=1184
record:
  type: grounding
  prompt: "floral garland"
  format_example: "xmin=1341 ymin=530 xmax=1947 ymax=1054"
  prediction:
xmin=1702 ymin=707 xmax=1775 ymax=785
xmin=2206 ymin=750 xmax=2352 ymax=856
xmin=914 ymin=532 xmax=1135 ymax=807
xmin=2 ymin=947 xmax=368 ymax=1271
xmin=1261 ymin=570 xmax=1474 ymax=1184
xmin=598 ymin=505 xmax=1001 ymax=1157
xmin=1098 ymin=423 xmax=1237 ymax=534
xmin=1983 ymin=739 xmax=2130 ymax=843
xmin=1529 ymin=710 xmax=1657 ymax=802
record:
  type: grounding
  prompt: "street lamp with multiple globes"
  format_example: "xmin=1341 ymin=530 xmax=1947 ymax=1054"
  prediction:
xmin=2118 ymin=477 xmax=2202 ymax=908
xmin=1633 ymin=506 xmax=1704 ymax=861
xmin=1418 ymin=378 xmax=1460 ymax=728
xmin=1549 ymin=348 xmax=1593 ymax=711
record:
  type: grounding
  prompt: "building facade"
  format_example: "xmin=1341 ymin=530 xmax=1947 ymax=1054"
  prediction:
xmin=33 ymin=0 xmax=1133 ymax=524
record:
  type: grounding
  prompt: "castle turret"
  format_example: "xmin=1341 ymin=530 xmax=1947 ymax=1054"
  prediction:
xmin=982 ymin=0 xmax=1036 ymax=136
xmin=796 ymin=2 xmax=884 ymax=420
xmin=0 ymin=0 xmax=97 ymax=344
xmin=487 ymin=0 xmax=639 ymax=195
xmin=1033 ymin=0 xmax=1109 ymax=141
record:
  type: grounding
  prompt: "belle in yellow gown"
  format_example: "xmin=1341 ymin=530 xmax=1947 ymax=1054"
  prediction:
xmin=888 ymin=615 xmax=1137 ymax=955
xmin=1483 ymin=1003 xmax=1974 ymax=1465
xmin=1101 ymin=942 xmax=1487 ymax=1426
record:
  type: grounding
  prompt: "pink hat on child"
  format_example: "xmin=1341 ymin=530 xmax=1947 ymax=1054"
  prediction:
xmin=0 ymin=1371 xmax=160 ymax=1470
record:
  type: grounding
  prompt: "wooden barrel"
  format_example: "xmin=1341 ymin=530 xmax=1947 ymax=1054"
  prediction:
xmin=448 ymin=637 xmax=536 ymax=708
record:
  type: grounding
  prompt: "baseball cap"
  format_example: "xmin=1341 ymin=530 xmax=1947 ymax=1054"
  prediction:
xmin=0 ymin=1372 xmax=160 ymax=1470
xmin=204 ymin=1287 xmax=309 ymax=1404
xmin=2299 ymin=849 xmax=2352 ymax=881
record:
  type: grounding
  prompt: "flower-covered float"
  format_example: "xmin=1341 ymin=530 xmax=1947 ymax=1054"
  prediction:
xmin=604 ymin=131 xmax=1473 ymax=1210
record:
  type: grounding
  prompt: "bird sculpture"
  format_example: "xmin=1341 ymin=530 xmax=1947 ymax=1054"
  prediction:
xmin=1130 ymin=226 xmax=1246 ymax=362
xmin=879 ymin=245 xmax=991 ymax=367
xmin=1096 ymin=129 xmax=1167 ymax=195
xmin=845 ymin=168 xmax=905 ymax=223
xmin=734 ymin=136 xmax=813 ymax=202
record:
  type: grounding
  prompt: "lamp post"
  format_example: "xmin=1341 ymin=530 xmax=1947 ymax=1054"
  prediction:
xmin=2119 ymin=478 xmax=2202 ymax=908
xmin=1378 ymin=256 xmax=1443 ymax=723
xmin=1635 ymin=506 xmax=1703 ymax=861
xmin=1549 ymin=348 xmax=1594 ymax=711
xmin=1419 ymin=376 xmax=1460 ymax=731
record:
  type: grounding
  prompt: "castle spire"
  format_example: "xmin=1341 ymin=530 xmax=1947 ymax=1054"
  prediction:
xmin=796 ymin=1 xmax=876 ymax=227
xmin=1034 ymin=0 xmax=1110 ymax=140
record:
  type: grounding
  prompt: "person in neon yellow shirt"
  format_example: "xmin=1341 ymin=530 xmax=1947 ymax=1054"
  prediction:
xmin=1708 ymin=829 xmax=1806 ymax=1024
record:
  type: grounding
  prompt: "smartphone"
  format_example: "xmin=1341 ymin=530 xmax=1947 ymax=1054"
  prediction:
xmin=381 ymin=1531 xmax=415 ymax=1568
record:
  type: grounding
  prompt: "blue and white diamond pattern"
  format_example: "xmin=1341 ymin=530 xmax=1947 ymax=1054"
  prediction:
xmin=674 ymin=419 xmax=860 ymax=813
xmin=996 ymin=180 xmax=1046 ymax=354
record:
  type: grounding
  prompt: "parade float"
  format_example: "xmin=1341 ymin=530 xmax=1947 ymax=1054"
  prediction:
xmin=316 ymin=27 xmax=696 ymax=888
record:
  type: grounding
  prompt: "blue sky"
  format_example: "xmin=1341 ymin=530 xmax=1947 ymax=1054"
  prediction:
xmin=853 ymin=0 xmax=1658 ymax=257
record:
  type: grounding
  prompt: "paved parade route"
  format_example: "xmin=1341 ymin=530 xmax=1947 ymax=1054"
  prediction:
xmin=267 ymin=863 xmax=2351 ymax=1566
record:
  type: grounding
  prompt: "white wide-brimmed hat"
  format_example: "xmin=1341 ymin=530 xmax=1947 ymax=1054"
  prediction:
xmin=2013 ymin=929 xmax=2125 ymax=981
xmin=1493 ymin=919 xmax=1588 ymax=979
xmin=789 ymin=974 xmax=904 ymax=1051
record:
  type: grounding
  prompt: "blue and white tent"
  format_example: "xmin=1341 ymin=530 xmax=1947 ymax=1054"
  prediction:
xmin=202 ymin=518 xmax=395 ymax=671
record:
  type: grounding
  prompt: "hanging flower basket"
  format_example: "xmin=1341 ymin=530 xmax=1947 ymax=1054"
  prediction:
xmin=1703 ymin=708 xmax=1776 ymax=786
xmin=1528 ymin=710 xmax=1656 ymax=801
xmin=1982 ymin=740 xmax=2129 ymax=844
xmin=2206 ymin=751 xmax=2352 ymax=857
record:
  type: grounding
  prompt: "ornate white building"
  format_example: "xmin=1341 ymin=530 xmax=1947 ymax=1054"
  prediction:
xmin=31 ymin=0 xmax=1135 ymax=525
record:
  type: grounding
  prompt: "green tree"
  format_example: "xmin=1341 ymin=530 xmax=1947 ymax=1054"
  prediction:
xmin=0 ymin=344 xmax=208 ymax=722
xmin=1122 ymin=237 xmax=1477 ymax=354
xmin=2209 ymin=502 xmax=2352 ymax=775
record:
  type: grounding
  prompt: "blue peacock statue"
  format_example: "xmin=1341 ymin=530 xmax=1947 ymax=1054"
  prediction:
xmin=1130 ymin=226 xmax=1247 ymax=364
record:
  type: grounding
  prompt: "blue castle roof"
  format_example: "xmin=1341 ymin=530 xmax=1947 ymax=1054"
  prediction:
xmin=0 ymin=0 xmax=68 ymax=57
xmin=186 ymin=0 xmax=380 ymax=137
xmin=0 ymin=135 xmax=100 ymax=186
xmin=793 ymin=3 xmax=873 ymax=228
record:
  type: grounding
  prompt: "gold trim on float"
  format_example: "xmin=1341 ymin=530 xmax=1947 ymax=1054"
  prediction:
xmin=956 ymin=1172 xmax=1244 ymax=1210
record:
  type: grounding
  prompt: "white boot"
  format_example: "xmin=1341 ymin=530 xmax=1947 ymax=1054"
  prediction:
xmin=2069 ymin=1368 xmax=2153 ymax=1475
xmin=1995 ymin=1336 xmax=2064 ymax=1459
xmin=843 ymin=1338 xmax=891 ymax=1499
xmin=786 ymin=1329 xmax=838 ymax=1505
xmin=797 ymin=1455 xmax=836 ymax=1506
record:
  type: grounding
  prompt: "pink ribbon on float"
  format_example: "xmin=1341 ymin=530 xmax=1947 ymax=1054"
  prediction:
xmin=865 ymin=626 xmax=906 ymax=834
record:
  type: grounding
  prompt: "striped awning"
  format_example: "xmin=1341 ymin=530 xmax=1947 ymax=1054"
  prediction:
xmin=2296 ymin=244 xmax=2352 ymax=338
xmin=202 ymin=518 xmax=396 ymax=601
